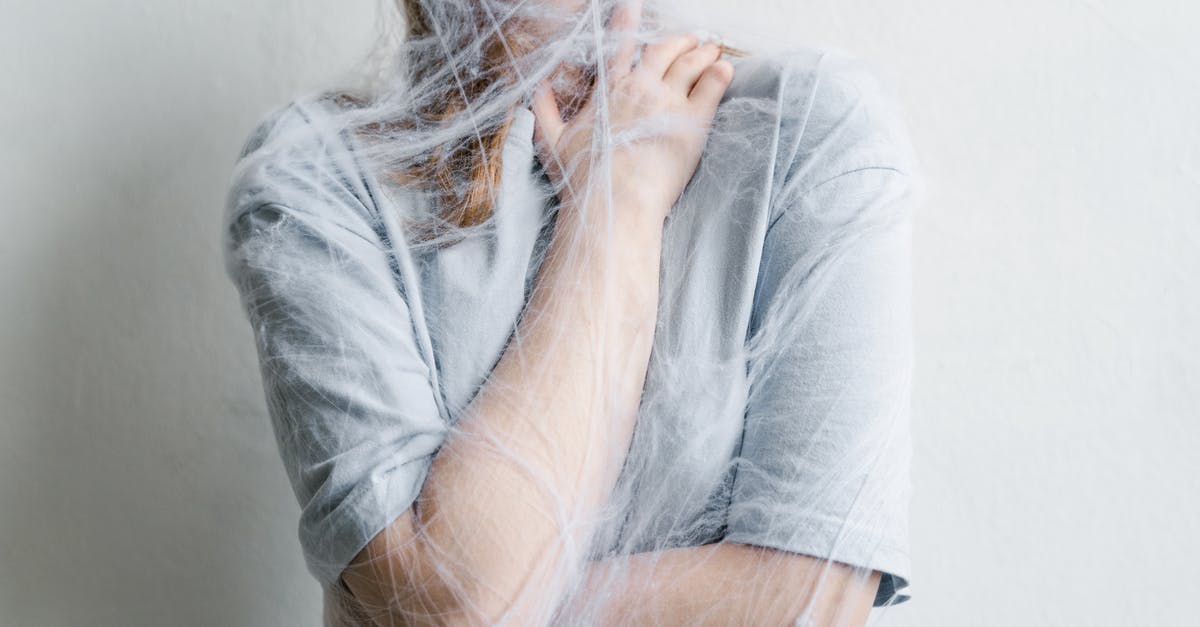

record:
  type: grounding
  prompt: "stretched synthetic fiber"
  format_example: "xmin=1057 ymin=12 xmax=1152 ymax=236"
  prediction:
xmin=221 ymin=1 xmax=921 ymax=624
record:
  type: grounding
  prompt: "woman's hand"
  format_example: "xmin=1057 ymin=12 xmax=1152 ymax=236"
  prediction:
xmin=531 ymin=0 xmax=735 ymax=230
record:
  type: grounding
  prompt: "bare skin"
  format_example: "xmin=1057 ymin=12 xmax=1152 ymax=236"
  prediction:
xmin=341 ymin=2 xmax=882 ymax=625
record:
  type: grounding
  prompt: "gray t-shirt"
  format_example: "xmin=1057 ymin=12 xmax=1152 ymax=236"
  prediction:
xmin=223 ymin=46 xmax=920 ymax=607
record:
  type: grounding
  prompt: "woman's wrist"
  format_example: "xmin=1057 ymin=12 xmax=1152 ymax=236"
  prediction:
xmin=556 ymin=194 xmax=667 ymax=246
xmin=546 ymin=197 xmax=664 ymax=318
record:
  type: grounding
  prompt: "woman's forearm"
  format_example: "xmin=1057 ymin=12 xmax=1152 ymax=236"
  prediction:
xmin=343 ymin=200 xmax=666 ymax=626
xmin=418 ymin=201 xmax=663 ymax=620
xmin=571 ymin=543 xmax=881 ymax=626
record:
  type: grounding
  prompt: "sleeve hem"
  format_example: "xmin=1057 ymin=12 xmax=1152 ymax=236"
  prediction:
xmin=723 ymin=514 xmax=912 ymax=607
xmin=302 ymin=459 xmax=433 ymax=589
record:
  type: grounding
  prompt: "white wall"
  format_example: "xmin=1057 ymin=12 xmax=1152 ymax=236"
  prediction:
xmin=2 ymin=1 xmax=1196 ymax=625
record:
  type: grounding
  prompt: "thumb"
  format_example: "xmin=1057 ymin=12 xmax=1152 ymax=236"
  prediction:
xmin=530 ymin=79 xmax=565 ymax=165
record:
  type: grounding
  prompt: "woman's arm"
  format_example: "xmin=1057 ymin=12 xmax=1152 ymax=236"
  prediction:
xmin=340 ymin=9 xmax=737 ymax=625
xmin=572 ymin=543 xmax=880 ymax=626
xmin=341 ymin=197 xmax=666 ymax=626
xmin=556 ymin=54 xmax=918 ymax=627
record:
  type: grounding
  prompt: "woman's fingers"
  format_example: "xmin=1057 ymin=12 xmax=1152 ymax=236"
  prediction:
xmin=688 ymin=58 xmax=735 ymax=112
xmin=606 ymin=0 xmax=644 ymax=80
xmin=663 ymin=41 xmax=722 ymax=94
xmin=637 ymin=32 xmax=700 ymax=79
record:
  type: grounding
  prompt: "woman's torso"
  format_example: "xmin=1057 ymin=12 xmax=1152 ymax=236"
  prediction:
xmin=382 ymin=55 xmax=797 ymax=557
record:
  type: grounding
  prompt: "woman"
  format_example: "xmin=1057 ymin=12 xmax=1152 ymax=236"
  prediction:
xmin=222 ymin=0 xmax=920 ymax=624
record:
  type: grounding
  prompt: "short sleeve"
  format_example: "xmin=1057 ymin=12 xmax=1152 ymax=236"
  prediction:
xmin=222 ymin=112 xmax=448 ymax=587
xmin=723 ymin=53 xmax=921 ymax=606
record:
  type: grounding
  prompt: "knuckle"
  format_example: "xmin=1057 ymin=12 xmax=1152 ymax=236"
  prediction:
xmin=672 ymin=35 xmax=700 ymax=56
xmin=685 ymin=51 xmax=716 ymax=70
xmin=630 ymin=69 xmax=656 ymax=89
xmin=707 ymin=60 xmax=733 ymax=82
xmin=674 ymin=49 xmax=703 ymax=67
xmin=637 ymin=84 xmax=664 ymax=105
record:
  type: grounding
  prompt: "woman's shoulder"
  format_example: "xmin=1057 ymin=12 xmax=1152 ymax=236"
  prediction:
xmin=224 ymin=94 xmax=378 ymax=227
xmin=722 ymin=45 xmax=920 ymax=180
xmin=237 ymin=90 xmax=371 ymax=154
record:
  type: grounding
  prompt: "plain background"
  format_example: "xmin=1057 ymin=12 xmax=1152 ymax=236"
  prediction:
xmin=2 ymin=1 xmax=1196 ymax=625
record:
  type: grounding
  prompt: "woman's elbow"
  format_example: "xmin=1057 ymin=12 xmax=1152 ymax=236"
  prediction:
xmin=338 ymin=512 xmax=484 ymax=627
